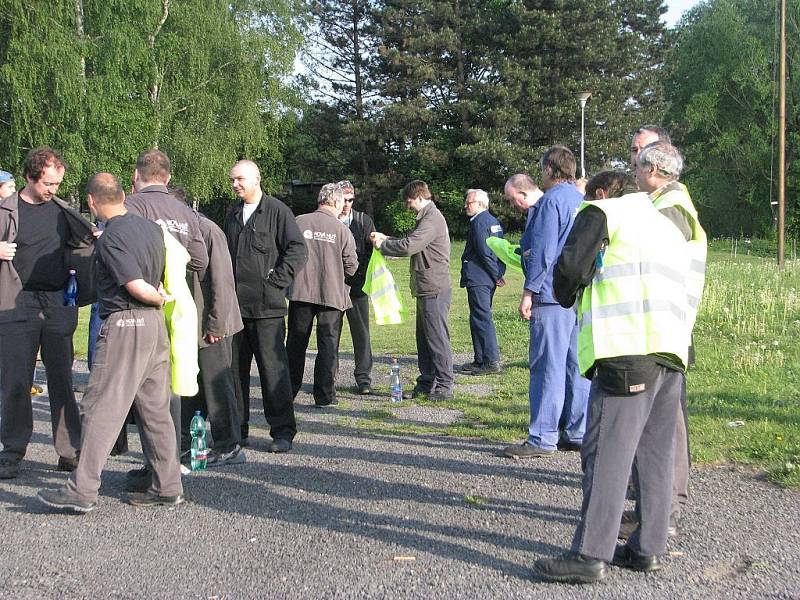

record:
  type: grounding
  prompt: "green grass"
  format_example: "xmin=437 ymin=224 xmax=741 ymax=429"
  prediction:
xmin=74 ymin=243 xmax=800 ymax=486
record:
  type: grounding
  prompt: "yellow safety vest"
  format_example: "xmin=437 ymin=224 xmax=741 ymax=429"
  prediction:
xmin=362 ymin=249 xmax=404 ymax=325
xmin=576 ymin=193 xmax=693 ymax=375
xmin=650 ymin=181 xmax=707 ymax=332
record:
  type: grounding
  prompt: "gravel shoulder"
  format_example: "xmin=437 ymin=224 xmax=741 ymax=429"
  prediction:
xmin=0 ymin=354 xmax=798 ymax=599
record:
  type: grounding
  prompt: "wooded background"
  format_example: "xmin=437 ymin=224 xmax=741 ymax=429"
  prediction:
xmin=0 ymin=0 xmax=796 ymax=240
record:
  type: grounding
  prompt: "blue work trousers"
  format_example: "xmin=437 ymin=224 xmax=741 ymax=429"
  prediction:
xmin=466 ymin=285 xmax=499 ymax=365
xmin=527 ymin=302 xmax=589 ymax=450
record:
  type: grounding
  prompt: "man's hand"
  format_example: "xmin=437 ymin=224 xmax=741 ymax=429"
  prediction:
xmin=370 ymin=231 xmax=387 ymax=249
xmin=0 ymin=241 xmax=17 ymax=261
xmin=496 ymin=277 xmax=505 ymax=288
xmin=204 ymin=333 xmax=221 ymax=344
xmin=519 ymin=290 xmax=533 ymax=321
xmin=575 ymin=177 xmax=588 ymax=195
xmin=157 ymin=283 xmax=173 ymax=306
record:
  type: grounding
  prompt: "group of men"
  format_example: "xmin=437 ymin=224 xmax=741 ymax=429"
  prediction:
xmin=0 ymin=123 xmax=705 ymax=586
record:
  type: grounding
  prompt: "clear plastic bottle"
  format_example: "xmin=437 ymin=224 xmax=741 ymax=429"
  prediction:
xmin=190 ymin=411 xmax=208 ymax=471
xmin=64 ymin=269 xmax=78 ymax=306
xmin=390 ymin=358 xmax=402 ymax=403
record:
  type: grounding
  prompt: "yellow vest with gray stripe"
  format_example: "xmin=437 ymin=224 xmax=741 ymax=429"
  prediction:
xmin=576 ymin=193 xmax=692 ymax=375
xmin=650 ymin=181 xmax=707 ymax=331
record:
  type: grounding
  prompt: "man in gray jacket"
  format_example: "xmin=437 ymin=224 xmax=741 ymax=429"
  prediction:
xmin=371 ymin=180 xmax=454 ymax=401
xmin=287 ymin=183 xmax=358 ymax=407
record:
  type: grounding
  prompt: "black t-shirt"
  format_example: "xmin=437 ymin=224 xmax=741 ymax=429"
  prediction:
xmin=95 ymin=213 xmax=165 ymax=319
xmin=13 ymin=198 xmax=70 ymax=291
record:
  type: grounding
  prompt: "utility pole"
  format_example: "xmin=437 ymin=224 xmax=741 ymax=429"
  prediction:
xmin=576 ymin=92 xmax=592 ymax=179
xmin=778 ymin=0 xmax=786 ymax=267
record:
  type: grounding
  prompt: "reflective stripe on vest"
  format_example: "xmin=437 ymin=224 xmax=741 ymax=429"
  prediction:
xmin=576 ymin=193 xmax=692 ymax=375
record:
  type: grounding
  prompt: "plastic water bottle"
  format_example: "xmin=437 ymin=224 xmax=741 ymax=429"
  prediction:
xmin=390 ymin=359 xmax=402 ymax=403
xmin=64 ymin=270 xmax=78 ymax=306
xmin=190 ymin=411 xmax=208 ymax=471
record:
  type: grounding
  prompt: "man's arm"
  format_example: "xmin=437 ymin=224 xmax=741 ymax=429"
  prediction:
xmin=553 ymin=206 xmax=608 ymax=308
xmin=268 ymin=203 xmax=308 ymax=289
xmin=124 ymin=279 xmax=167 ymax=306
xmin=476 ymin=220 xmax=504 ymax=282
xmin=379 ymin=211 xmax=438 ymax=257
xmin=342 ymin=229 xmax=359 ymax=278
xmin=524 ymin=200 xmax=561 ymax=294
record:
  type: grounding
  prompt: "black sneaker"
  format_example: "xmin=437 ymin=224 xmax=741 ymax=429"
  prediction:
xmin=270 ymin=438 xmax=292 ymax=453
xmin=207 ymin=445 xmax=246 ymax=468
xmin=402 ymin=388 xmax=429 ymax=400
xmin=38 ymin=489 xmax=97 ymax=513
xmin=57 ymin=455 xmax=80 ymax=472
xmin=356 ymin=384 xmax=372 ymax=395
xmin=534 ymin=552 xmax=608 ymax=584
xmin=127 ymin=492 xmax=184 ymax=507
xmin=429 ymin=391 xmax=454 ymax=402
xmin=470 ymin=361 xmax=503 ymax=376
xmin=0 ymin=457 xmax=20 ymax=479
xmin=503 ymin=441 xmax=555 ymax=459
xmin=459 ymin=361 xmax=481 ymax=373
xmin=125 ymin=465 xmax=152 ymax=493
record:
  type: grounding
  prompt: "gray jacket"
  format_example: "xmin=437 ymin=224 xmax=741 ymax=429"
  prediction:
xmin=0 ymin=193 xmax=96 ymax=322
xmin=380 ymin=202 xmax=451 ymax=297
xmin=289 ymin=208 xmax=358 ymax=311
xmin=193 ymin=214 xmax=244 ymax=349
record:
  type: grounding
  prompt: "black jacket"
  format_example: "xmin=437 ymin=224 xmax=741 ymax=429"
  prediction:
xmin=224 ymin=193 xmax=307 ymax=319
xmin=460 ymin=209 xmax=505 ymax=288
xmin=345 ymin=209 xmax=375 ymax=297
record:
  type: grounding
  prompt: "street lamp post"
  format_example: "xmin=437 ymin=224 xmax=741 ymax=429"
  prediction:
xmin=576 ymin=92 xmax=592 ymax=179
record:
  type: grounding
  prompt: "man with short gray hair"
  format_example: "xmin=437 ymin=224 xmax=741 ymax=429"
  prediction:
xmin=459 ymin=189 xmax=506 ymax=375
xmin=287 ymin=183 xmax=358 ymax=407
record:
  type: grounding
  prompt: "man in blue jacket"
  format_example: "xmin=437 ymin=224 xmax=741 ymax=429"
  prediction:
xmin=503 ymin=147 xmax=590 ymax=458
xmin=459 ymin=189 xmax=506 ymax=376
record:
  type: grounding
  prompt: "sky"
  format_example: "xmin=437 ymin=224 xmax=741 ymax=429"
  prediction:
xmin=664 ymin=0 xmax=703 ymax=26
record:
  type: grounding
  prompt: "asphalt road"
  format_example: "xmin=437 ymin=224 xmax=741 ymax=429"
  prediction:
xmin=0 ymin=355 xmax=798 ymax=599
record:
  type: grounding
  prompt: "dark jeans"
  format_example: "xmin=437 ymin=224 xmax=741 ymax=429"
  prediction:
xmin=414 ymin=289 xmax=454 ymax=395
xmin=0 ymin=291 xmax=81 ymax=462
xmin=287 ymin=301 xmax=343 ymax=406
xmin=231 ymin=318 xmax=296 ymax=442
xmin=466 ymin=285 xmax=499 ymax=365
xmin=181 ymin=336 xmax=241 ymax=453
xmin=336 ymin=293 xmax=372 ymax=387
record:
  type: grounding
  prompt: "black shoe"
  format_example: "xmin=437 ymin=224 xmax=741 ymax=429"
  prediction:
xmin=618 ymin=511 xmax=679 ymax=540
xmin=125 ymin=465 xmax=152 ymax=493
xmin=207 ymin=445 xmax=246 ymax=468
xmin=503 ymin=441 xmax=555 ymax=459
xmin=402 ymin=388 xmax=428 ymax=400
xmin=240 ymin=437 xmax=250 ymax=448
xmin=470 ymin=361 xmax=503 ymax=376
xmin=557 ymin=435 xmax=582 ymax=452
xmin=179 ymin=450 xmax=192 ymax=466
xmin=459 ymin=361 xmax=481 ymax=373
xmin=534 ymin=552 xmax=608 ymax=584
xmin=314 ymin=398 xmax=339 ymax=408
xmin=0 ymin=458 xmax=20 ymax=479
xmin=57 ymin=455 xmax=80 ymax=472
xmin=356 ymin=384 xmax=372 ymax=395
xmin=429 ymin=391 xmax=454 ymax=401
xmin=127 ymin=491 xmax=185 ymax=507
xmin=270 ymin=438 xmax=292 ymax=453
xmin=612 ymin=544 xmax=662 ymax=572
xmin=38 ymin=489 xmax=96 ymax=513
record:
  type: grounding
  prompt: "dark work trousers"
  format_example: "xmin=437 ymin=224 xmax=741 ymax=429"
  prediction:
xmin=0 ymin=290 xmax=81 ymax=462
xmin=336 ymin=293 xmax=373 ymax=387
xmin=414 ymin=288 xmax=454 ymax=395
xmin=66 ymin=309 xmax=182 ymax=502
xmin=466 ymin=285 xmax=499 ymax=365
xmin=180 ymin=336 xmax=241 ymax=453
xmin=570 ymin=367 xmax=681 ymax=562
xmin=528 ymin=302 xmax=590 ymax=450
xmin=287 ymin=301 xmax=343 ymax=406
xmin=631 ymin=377 xmax=690 ymax=519
xmin=231 ymin=318 xmax=296 ymax=442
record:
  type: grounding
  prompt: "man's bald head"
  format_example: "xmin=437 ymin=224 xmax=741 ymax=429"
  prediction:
xmin=86 ymin=172 xmax=124 ymax=205
xmin=504 ymin=173 xmax=543 ymax=213
xmin=230 ymin=159 xmax=263 ymax=204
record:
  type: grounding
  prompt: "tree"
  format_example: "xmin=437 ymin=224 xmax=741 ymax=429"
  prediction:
xmin=665 ymin=0 xmax=799 ymax=239
xmin=0 ymin=0 xmax=303 ymax=208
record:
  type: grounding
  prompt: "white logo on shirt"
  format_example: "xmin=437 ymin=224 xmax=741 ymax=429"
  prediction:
xmin=115 ymin=318 xmax=145 ymax=328
xmin=155 ymin=218 xmax=189 ymax=236
xmin=303 ymin=230 xmax=337 ymax=243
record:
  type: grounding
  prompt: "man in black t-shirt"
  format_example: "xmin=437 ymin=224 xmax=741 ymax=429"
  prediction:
xmin=0 ymin=148 xmax=96 ymax=480
xmin=38 ymin=173 xmax=183 ymax=513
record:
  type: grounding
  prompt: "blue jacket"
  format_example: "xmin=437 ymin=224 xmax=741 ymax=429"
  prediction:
xmin=520 ymin=181 xmax=583 ymax=304
xmin=460 ymin=210 xmax=505 ymax=288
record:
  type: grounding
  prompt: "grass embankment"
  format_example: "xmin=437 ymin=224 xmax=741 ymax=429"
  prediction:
xmin=73 ymin=242 xmax=800 ymax=486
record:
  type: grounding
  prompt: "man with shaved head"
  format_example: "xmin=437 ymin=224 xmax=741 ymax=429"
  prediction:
xmin=38 ymin=173 xmax=183 ymax=512
xmin=224 ymin=160 xmax=307 ymax=452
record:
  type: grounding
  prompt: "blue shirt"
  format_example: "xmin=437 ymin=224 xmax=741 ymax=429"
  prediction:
xmin=520 ymin=181 xmax=583 ymax=304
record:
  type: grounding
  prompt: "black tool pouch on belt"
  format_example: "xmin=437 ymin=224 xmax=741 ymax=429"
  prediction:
xmin=595 ymin=359 xmax=660 ymax=396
